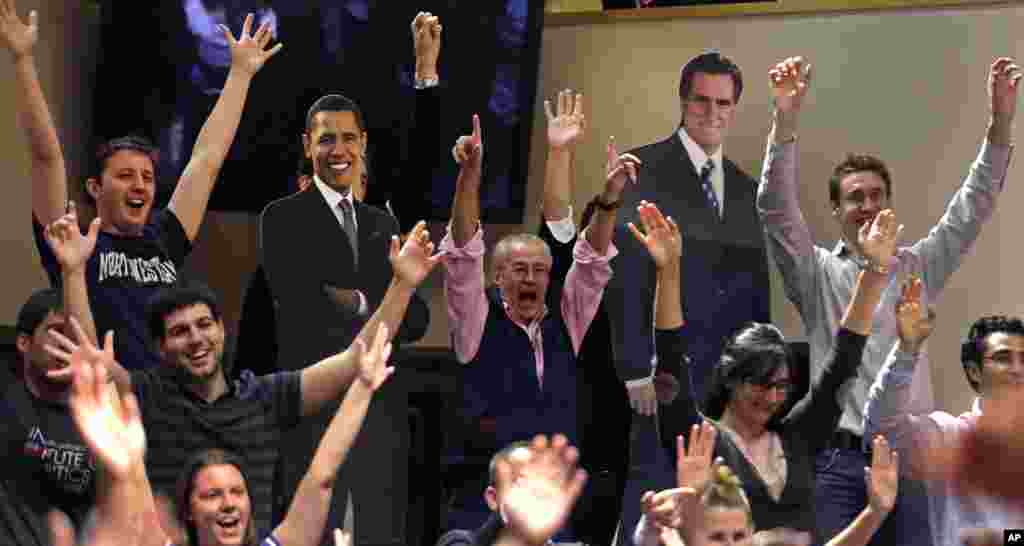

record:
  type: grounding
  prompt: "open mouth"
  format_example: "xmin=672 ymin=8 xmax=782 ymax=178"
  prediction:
xmin=330 ymin=162 xmax=351 ymax=174
xmin=126 ymin=198 xmax=146 ymax=210
xmin=215 ymin=515 xmax=241 ymax=532
xmin=519 ymin=291 xmax=539 ymax=305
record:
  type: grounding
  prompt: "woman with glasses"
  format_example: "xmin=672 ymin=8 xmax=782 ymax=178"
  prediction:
xmin=627 ymin=201 xmax=902 ymax=545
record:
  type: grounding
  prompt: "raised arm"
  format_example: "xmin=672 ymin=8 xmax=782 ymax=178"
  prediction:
xmin=442 ymin=118 xmax=489 ymax=364
xmin=911 ymin=58 xmax=1018 ymax=297
xmin=862 ymin=277 xmax=943 ymax=480
xmin=543 ymin=90 xmax=585 ymax=223
xmin=2 ymin=0 xmax=66 ymax=225
xmin=167 ymin=14 xmax=282 ymax=241
xmin=300 ymin=222 xmax=442 ymax=416
xmin=585 ymin=138 xmax=637 ymax=255
xmin=450 ymin=114 xmax=483 ymax=246
xmin=625 ymin=201 xmax=682 ymax=416
xmin=824 ymin=436 xmax=898 ymax=546
xmin=758 ymin=57 xmax=818 ymax=315
xmin=65 ymin=327 xmax=168 ymax=546
xmin=784 ymin=209 xmax=901 ymax=437
xmin=42 ymin=206 xmax=135 ymax=392
xmin=274 ymin=324 xmax=394 ymax=546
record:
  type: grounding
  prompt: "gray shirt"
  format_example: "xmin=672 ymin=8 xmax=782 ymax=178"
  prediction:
xmin=757 ymin=138 xmax=1011 ymax=436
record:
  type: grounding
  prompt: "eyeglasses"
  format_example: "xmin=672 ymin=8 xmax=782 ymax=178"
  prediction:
xmin=747 ymin=380 xmax=793 ymax=393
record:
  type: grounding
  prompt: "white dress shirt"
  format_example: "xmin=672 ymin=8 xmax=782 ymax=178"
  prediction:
xmin=678 ymin=126 xmax=725 ymax=216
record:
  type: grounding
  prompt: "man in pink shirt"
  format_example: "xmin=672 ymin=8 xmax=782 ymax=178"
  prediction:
xmin=440 ymin=114 xmax=634 ymax=535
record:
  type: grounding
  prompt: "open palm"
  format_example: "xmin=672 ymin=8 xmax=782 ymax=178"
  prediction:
xmin=225 ymin=13 xmax=282 ymax=76
xmin=0 ymin=0 xmax=37 ymax=58
xmin=866 ymin=435 xmax=899 ymax=514
xmin=355 ymin=324 xmax=395 ymax=391
xmin=629 ymin=201 xmax=681 ymax=269
xmin=545 ymin=89 xmax=585 ymax=149
xmin=499 ymin=435 xmax=587 ymax=545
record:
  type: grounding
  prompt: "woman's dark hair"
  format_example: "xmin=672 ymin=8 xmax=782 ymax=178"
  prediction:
xmin=175 ymin=449 xmax=258 ymax=546
xmin=702 ymin=322 xmax=791 ymax=426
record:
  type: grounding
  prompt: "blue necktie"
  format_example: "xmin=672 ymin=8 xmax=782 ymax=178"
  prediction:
xmin=700 ymin=159 xmax=721 ymax=219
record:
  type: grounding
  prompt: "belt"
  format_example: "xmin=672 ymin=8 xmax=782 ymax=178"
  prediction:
xmin=831 ymin=429 xmax=872 ymax=455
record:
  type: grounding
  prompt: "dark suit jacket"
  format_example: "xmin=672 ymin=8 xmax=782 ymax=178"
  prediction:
xmin=604 ymin=131 xmax=771 ymax=435
xmin=260 ymin=189 xmax=427 ymax=369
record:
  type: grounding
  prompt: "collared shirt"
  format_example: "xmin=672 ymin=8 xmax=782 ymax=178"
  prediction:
xmin=314 ymin=175 xmax=358 ymax=232
xmin=313 ymin=175 xmax=367 ymax=314
xmin=441 ymin=225 xmax=617 ymax=386
xmin=678 ymin=126 xmax=725 ymax=216
xmin=864 ymin=348 xmax=1024 ymax=546
xmin=757 ymin=137 xmax=1012 ymax=436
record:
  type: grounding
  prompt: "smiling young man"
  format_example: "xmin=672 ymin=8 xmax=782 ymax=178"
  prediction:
xmin=10 ymin=6 xmax=281 ymax=372
xmin=759 ymin=56 xmax=1019 ymax=546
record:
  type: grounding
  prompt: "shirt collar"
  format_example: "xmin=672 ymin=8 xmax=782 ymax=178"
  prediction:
xmin=313 ymin=175 xmax=354 ymax=210
xmin=677 ymin=126 xmax=723 ymax=173
xmin=501 ymin=300 xmax=549 ymax=330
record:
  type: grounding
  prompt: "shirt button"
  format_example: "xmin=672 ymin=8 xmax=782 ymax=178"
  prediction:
xmin=718 ymin=288 xmax=726 ymax=297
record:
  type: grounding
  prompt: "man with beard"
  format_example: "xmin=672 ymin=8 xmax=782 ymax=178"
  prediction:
xmin=45 ymin=198 xmax=444 ymax=539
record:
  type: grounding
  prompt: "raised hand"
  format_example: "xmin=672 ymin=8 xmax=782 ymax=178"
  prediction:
xmin=894 ymin=276 xmax=934 ymax=352
xmin=0 ymin=0 xmax=37 ymax=59
xmin=989 ymin=57 xmax=1022 ymax=124
xmin=334 ymin=529 xmax=352 ymax=546
xmin=44 ymin=201 xmax=100 ymax=274
xmin=389 ymin=220 xmax=445 ymax=289
xmin=452 ymin=114 xmax=484 ymax=172
xmin=865 ymin=435 xmax=899 ymax=515
xmin=858 ymin=208 xmax=903 ymax=269
xmin=66 ymin=323 xmax=145 ymax=481
xmin=604 ymin=137 xmax=640 ymax=200
xmin=222 ymin=13 xmax=282 ymax=77
xmin=544 ymin=90 xmax=586 ymax=150
xmin=498 ymin=434 xmax=587 ymax=546
xmin=411 ymin=12 xmax=441 ymax=79
xmin=768 ymin=56 xmax=812 ymax=115
xmin=676 ymin=421 xmax=717 ymax=492
xmin=628 ymin=201 xmax=681 ymax=270
xmin=353 ymin=323 xmax=395 ymax=392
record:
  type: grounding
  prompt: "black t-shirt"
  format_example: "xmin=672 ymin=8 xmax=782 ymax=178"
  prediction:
xmin=0 ymin=383 xmax=97 ymax=546
xmin=133 ymin=367 xmax=303 ymax=535
xmin=33 ymin=209 xmax=192 ymax=371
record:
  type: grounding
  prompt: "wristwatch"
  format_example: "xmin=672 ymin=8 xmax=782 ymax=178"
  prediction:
xmin=414 ymin=76 xmax=439 ymax=89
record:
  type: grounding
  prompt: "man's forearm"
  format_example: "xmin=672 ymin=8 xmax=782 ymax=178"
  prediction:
xmin=355 ymin=277 xmax=415 ymax=348
xmin=451 ymin=171 xmax=481 ymax=247
xmin=654 ymin=265 xmax=683 ymax=330
xmin=771 ymin=110 xmax=798 ymax=143
xmin=169 ymin=68 xmax=255 ymax=239
xmin=585 ymin=205 xmax=617 ymax=255
xmin=543 ymin=147 xmax=572 ymax=221
xmin=988 ymin=115 xmax=1014 ymax=147
xmin=15 ymin=55 xmax=67 ymax=224
xmin=840 ymin=269 xmax=887 ymax=336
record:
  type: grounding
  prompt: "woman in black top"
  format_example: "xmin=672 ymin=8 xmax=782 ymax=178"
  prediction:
xmin=626 ymin=202 xmax=901 ymax=544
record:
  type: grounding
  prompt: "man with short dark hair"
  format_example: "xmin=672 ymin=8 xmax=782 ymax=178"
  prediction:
xmin=864 ymin=281 xmax=1024 ymax=546
xmin=760 ymin=55 xmax=1019 ymax=546
xmin=3 ymin=0 xmax=281 ymax=371
xmin=602 ymin=50 xmax=771 ymax=544
xmin=46 ymin=199 xmax=442 ymax=540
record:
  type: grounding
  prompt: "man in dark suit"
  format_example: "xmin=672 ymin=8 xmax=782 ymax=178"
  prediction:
xmin=259 ymin=15 xmax=442 ymax=546
xmin=603 ymin=51 xmax=771 ymax=543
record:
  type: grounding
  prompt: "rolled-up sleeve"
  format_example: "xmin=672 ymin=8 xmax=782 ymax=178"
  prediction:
xmin=441 ymin=226 xmax=489 ymax=364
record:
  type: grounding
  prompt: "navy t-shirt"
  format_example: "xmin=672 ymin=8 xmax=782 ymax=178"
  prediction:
xmin=33 ymin=209 xmax=193 ymax=370
xmin=0 ymin=382 xmax=97 ymax=546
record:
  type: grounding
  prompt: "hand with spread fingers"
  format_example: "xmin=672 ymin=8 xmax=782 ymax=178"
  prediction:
xmin=353 ymin=323 xmax=395 ymax=392
xmin=411 ymin=12 xmax=442 ymax=80
xmin=628 ymin=201 xmax=681 ymax=271
xmin=677 ymin=421 xmax=717 ymax=493
xmin=894 ymin=276 xmax=934 ymax=353
xmin=497 ymin=434 xmax=588 ymax=546
xmin=0 ymin=0 xmax=37 ymax=59
xmin=768 ymin=56 xmax=813 ymax=116
xmin=389 ymin=220 xmax=445 ymax=289
xmin=333 ymin=529 xmax=352 ymax=546
xmin=44 ymin=202 xmax=101 ymax=274
xmin=452 ymin=114 xmax=484 ymax=172
xmin=223 ymin=13 xmax=283 ymax=77
xmin=545 ymin=89 xmax=586 ymax=150
xmin=865 ymin=435 xmax=899 ymax=515
xmin=858 ymin=209 xmax=903 ymax=272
